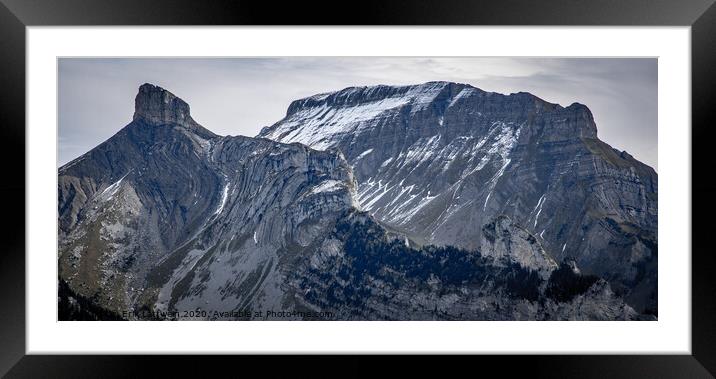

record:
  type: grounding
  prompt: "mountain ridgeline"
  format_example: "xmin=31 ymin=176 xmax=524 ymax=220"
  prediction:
xmin=57 ymin=82 xmax=656 ymax=320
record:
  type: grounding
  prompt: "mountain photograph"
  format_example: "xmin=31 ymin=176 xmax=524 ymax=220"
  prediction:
xmin=58 ymin=58 xmax=657 ymax=320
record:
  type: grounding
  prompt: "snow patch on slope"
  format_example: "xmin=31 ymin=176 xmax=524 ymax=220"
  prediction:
xmin=98 ymin=171 xmax=132 ymax=202
xmin=264 ymin=97 xmax=410 ymax=150
xmin=264 ymin=82 xmax=455 ymax=151
xmin=448 ymin=87 xmax=476 ymax=108
xmin=213 ymin=175 xmax=230 ymax=216
xmin=310 ymin=179 xmax=345 ymax=195
xmin=355 ymin=148 xmax=374 ymax=160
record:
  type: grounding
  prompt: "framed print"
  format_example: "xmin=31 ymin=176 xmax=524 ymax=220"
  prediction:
xmin=2 ymin=0 xmax=715 ymax=377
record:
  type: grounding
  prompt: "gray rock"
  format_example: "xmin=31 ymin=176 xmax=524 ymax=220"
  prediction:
xmin=57 ymin=83 xmax=644 ymax=320
xmin=260 ymin=81 xmax=657 ymax=315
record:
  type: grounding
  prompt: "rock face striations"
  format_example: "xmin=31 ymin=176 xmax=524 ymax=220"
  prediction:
xmin=260 ymin=81 xmax=657 ymax=315
xmin=58 ymin=83 xmax=655 ymax=320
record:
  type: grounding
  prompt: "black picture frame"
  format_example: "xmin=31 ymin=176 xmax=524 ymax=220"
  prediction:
xmin=1 ymin=0 xmax=714 ymax=377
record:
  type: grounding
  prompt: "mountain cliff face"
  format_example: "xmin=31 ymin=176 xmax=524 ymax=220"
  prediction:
xmin=59 ymin=84 xmax=360 ymax=318
xmin=259 ymin=81 xmax=658 ymax=315
xmin=58 ymin=83 xmax=650 ymax=320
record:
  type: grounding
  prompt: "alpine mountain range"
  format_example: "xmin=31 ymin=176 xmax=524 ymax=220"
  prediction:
xmin=58 ymin=82 xmax=657 ymax=320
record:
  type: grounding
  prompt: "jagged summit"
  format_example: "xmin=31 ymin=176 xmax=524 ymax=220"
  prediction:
xmin=133 ymin=83 xmax=192 ymax=125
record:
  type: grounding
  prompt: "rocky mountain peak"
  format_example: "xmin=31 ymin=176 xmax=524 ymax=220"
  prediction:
xmin=133 ymin=83 xmax=192 ymax=125
xmin=564 ymin=102 xmax=598 ymax=138
xmin=58 ymin=82 xmax=655 ymax=321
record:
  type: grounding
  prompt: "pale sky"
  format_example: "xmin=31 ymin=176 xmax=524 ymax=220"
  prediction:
xmin=59 ymin=57 xmax=657 ymax=170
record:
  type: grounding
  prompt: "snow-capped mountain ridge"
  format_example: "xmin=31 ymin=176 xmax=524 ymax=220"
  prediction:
xmin=268 ymin=81 xmax=590 ymax=151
